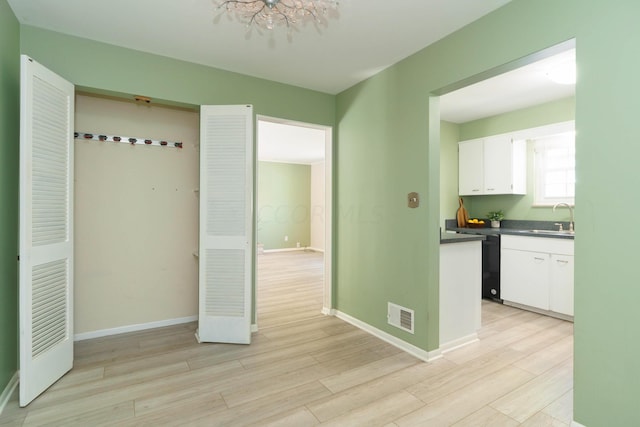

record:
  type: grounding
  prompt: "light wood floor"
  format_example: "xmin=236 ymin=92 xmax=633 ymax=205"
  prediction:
xmin=1 ymin=250 xmax=573 ymax=426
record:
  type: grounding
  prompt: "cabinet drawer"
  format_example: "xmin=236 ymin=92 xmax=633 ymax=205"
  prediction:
xmin=501 ymin=235 xmax=574 ymax=255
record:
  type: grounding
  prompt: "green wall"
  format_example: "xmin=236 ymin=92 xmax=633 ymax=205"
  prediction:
xmin=258 ymin=162 xmax=311 ymax=250
xmin=460 ymin=96 xmax=576 ymax=221
xmin=19 ymin=26 xmax=336 ymax=127
xmin=440 ymin=120 xmax=460 ymax=229
xmin=459 ymin=96 xmax=575 ymax=141
xmin=336 ymin=0 xmax=640 ymax=425
xmin=0 ymin=0 xmax=20 ymax=396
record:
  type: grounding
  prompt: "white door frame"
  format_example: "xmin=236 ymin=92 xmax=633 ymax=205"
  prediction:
xmin=255 ymin=115 xmax=333 ymax=323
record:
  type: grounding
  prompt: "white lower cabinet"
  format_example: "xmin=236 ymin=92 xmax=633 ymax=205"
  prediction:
xmin=501 ymin=249 xmax=550 ymax=310
xmin=501 ymin=235 xmax=574 ymax=317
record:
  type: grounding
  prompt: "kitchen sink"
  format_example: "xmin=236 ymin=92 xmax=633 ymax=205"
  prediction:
xmin=528 ymin=229 xmax=575 ymax=235
xmin=507 ymin=229 xmax=575 ymax=236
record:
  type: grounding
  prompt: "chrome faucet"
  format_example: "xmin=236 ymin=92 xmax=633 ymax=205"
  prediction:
xmin=553 ymin=202 xmax=574 ymax=232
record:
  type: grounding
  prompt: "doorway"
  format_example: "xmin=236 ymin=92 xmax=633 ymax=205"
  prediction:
xmin=255 ymin=116 xmax=333 ymax=329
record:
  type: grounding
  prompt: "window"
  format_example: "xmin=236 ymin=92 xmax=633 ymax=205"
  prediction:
xmin=533 ymin=132 xmax=575 ymax=206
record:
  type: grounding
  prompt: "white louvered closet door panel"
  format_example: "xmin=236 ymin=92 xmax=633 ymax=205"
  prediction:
xmin=197 ymin=105 xmax=253 ymax=344
xmin=19 ymin=55 xmax=74 ymax=406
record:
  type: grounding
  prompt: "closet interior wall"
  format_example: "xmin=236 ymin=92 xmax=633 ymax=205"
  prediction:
xmin=74 ymin=93 xmax=199 ymax=336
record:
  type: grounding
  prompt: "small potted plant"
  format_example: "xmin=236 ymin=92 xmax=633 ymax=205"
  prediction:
xmin=487 ymin=210 xmax=505 ymax=228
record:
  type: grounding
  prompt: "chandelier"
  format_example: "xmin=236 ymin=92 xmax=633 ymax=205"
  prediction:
xmin=216 ymin=0 xmax=339 ymax=31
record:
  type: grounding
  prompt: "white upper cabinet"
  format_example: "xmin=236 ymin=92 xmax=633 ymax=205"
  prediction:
xmin=458 ymin=135 xmax=526 ymax=196
xmin=458 ymin=138 xmax=484 ymax=195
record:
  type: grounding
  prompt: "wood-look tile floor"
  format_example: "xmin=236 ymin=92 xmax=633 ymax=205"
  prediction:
xmin=0 ymin=250 xmax=573 ymax=426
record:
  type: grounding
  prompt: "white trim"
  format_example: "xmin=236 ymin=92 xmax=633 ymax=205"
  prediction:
xmin=262 ymin=247 xmax=306 ymax=254
xmin=321 ymin=307 xmax=336 ymax=316
xmin=503 ymin=300 xmax=573 ymax=322
xmin=0 ymin=371 xmax=19 ymax=416
xmin=74 ymin=315 xmax=198 ymax=341
xmin=571 ymin=421 xmax=587 ymax=427
xmin=323 ymin=124 xmax=333 ymax=314
xmin=251 ymin=324 xmax=258 ymax=333
xmin=255 ymin=115 xmax=333 ymax=317
xmin=306 ymin=247 xmax=325 ymax=253
xmin=335 ymin=310 xmax=441 ymax=362
xmin=439 ymin=333 xmax=479 ymax=354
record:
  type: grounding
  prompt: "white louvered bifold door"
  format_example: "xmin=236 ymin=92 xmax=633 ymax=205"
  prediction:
xmin=197 ymin=105 xmax=253 ymax=344
xmin=19 ymin=55 xmax=74 ymax=406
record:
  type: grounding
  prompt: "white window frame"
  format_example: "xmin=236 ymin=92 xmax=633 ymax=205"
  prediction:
xmin=533 ymin=131 xmax=575 ymax=206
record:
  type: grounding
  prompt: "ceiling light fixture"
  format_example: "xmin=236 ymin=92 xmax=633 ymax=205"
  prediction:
xmin=216 ymin=0 xmax=338 ymax=32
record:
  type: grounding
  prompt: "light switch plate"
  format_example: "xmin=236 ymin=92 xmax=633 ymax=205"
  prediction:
xmin=408 ymin=192 xmax=419 ymax=208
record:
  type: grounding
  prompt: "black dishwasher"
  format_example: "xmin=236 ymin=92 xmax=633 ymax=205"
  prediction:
xmin=482 ymin=234 xmax=502 ymax=302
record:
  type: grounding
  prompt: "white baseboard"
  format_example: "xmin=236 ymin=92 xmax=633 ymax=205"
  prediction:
xmin=0 ymin=371 xmax=19 ymax=416
xmin=502 ymin=300 xmax=573 ymax=322
xmin=571 ymin=421 xmax=587 ymax=427
xmin=439 ymin=333 xmax=479 ymax=354
xmin=251 ymin=323 xmax=258 ymax=333
xmin=262 ymin=247 xmax=306 ymax=254
xmin=262 ymin=247 xmax=325 ymax=254
xmin=321 ymin=307 xmax=335 ymax=316
xmin=74 ymin=315 xmax=198 ymax=341
xmin=335 ymin=310 xmax=441 ymax=362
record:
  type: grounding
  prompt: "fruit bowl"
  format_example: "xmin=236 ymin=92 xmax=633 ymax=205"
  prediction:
xmin=467 ymin=221 xmax=485 ymax=228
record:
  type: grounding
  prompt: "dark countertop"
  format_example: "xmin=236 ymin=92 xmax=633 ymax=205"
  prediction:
xmin=440 ymin=232 xmax=486 ymax=244
xmin=445 ymin=220 xmax=575 ymax=240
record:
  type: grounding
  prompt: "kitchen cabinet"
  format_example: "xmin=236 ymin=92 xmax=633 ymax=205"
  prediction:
xmin=458 ymin=135 xmax=526 ymax=196
xmin=501 ymin=248 xmax=550 ymax=310
xmin=550 ymin=253 xmax=574 ymax=316
xmin=501 ymin=235 xmax=574 ymax=317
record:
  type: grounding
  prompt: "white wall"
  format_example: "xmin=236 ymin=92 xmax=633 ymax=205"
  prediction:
xmin=310 ymin=161 xmax=325 ymax=251
xmin=74 ymin=94 xmax=199 ymax=334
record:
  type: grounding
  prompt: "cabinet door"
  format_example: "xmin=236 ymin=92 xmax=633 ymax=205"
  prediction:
xmin=459 ymin=139 xmax=483 ymax=195
xmin=483 ymin=135 xmax=513 ymax=194
xmin=501 ymin=249 xmax=550 ymax=310
xmin=550 ymin=254 xmax=574 ymax=316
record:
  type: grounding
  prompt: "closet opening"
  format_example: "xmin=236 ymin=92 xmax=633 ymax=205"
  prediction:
xmin=73 ymin=92 xmax=200 ymax=340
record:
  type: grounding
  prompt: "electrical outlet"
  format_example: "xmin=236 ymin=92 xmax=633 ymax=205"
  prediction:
xmin=284 ymin=235 xmax=288 ymax=242
xmin=296 ymin=242 xmax=300 ymax=248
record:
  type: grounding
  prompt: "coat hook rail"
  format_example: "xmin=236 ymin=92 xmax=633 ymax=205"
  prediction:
xmin=74 ymin=132 xmax=183 ymax=149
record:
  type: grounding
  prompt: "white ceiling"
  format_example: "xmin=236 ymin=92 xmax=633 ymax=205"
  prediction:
xmin=258 ymin=120 xmax=325 ymax=164
xmin=7 ymin=0 xmax=512 ymax=95
xmin=439 ymin=48 xmax=576 ymax=123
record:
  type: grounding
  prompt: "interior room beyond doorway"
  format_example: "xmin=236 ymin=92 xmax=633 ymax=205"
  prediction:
xmin=256 ymin=117 xmax=331 ymax=327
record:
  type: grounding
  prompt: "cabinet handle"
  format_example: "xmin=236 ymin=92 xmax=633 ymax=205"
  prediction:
xmin=556 ymin=260 xmax=569 ymax=264
xmin=472 ymin=189 xmax=480 ymax=192
xmin=534 ymin=257 xmax=545 ymax=261
xmin=487 ymin=188 xmax=495 ymax=191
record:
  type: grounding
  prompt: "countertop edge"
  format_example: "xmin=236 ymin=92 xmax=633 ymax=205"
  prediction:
xmin=440 ymin=233 xmax=486 ymax=244
xmin=446 ymin=227 xmax=575 ymax=240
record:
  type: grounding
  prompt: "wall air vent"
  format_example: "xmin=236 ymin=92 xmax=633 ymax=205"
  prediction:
xmin=387 ymin=302 xmax=414 ymax=334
